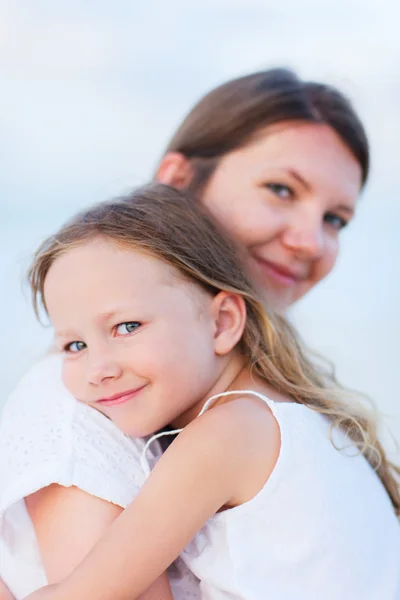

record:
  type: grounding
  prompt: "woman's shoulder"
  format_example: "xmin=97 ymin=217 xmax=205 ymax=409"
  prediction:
xmin=2 ymin=353 xmax=73 ymax=422
xmin=0 ymin=354 xmax=160 ymax=512
xmin=0 ymin=355 xmax=76 ymax=478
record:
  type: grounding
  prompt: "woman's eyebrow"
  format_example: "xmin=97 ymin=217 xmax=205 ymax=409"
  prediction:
xmin=285 ymin=168 xmax=312 ymax=191
xmin=283 ymin=169 xmax=356 ymax=214
xmin=335 ymin=204 xmax=355 ymax=216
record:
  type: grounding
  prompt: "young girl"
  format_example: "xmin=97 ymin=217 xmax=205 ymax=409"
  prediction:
xmin=23 ymin=183 xmax=400 ymax=600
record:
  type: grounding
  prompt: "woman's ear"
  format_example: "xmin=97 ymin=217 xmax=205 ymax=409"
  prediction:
xmin=211 ymin=292 xmax=247 ymax=356
xmin=155 ymin=152 xmax=193 ymax=189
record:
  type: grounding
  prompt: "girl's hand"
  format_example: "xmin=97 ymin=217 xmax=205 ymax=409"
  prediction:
xmin=0 ymin=579 xmax=15 ymax=600
xmin=24 ymin=585 xmax=60 ymax=600
xmin=24 ymin=484 xmax=173 ymax=599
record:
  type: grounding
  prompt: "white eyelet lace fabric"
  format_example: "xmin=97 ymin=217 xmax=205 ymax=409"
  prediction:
xmin=0 ymin=354 xmax=155 ymax=513
xmin=0 ymin=354 xmax=200 ymax=599
xmin=168 ymin=557 xmax=201 ymax=600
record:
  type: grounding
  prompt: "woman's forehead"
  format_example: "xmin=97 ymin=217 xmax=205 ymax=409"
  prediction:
xmin=223 ymin=122 xmax=362 ymax=198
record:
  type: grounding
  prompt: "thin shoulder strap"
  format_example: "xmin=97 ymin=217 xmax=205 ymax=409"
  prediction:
xmin=140 ymin=389 xmax=273 ymax=476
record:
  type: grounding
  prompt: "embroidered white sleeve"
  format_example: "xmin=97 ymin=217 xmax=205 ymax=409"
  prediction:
xmin=0 ymin=354 xmax=160 ymax=513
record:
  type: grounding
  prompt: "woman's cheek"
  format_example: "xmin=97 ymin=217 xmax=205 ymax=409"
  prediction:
xmin=315 ymin=237 xmax=339 ymax=283
xmin=229 ymin=205 xmax=274 ymax=247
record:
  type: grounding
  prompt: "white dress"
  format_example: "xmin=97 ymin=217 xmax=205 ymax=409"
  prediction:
xmin=0 ymin=355 xmax=200 ymax=599
xmin=167 ymin=390 xmax=400 ymax=600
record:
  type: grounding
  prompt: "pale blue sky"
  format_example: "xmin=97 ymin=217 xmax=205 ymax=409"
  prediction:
xmin=1 ymin=0 xmax=399 ymax=450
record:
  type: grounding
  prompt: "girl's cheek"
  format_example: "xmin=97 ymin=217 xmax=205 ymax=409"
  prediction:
xmin=62 ymin=362 xmax=79 ymax=396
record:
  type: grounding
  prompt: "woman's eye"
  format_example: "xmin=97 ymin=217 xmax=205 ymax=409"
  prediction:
xmin=116 ymin=322 xmax=141 ymax=335
xmin=265 ymin=183 xmax=294 ymax=199
xmin=65 ymin=341 xmax=86 ymax=353
xmin=324 ymin=213 xmax=348 ymax=231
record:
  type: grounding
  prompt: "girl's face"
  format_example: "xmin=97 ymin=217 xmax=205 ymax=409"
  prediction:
xmin=160 ymin=122 xmax=363 ymax=311
xmin=44 ymin=238 xmax=230 ymax=436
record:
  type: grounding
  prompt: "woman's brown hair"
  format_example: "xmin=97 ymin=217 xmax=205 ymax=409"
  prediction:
xmin=160 ymin=68 xmax=369 ymax=195
xmin=29 ymin=183 xmax=399 ymax=514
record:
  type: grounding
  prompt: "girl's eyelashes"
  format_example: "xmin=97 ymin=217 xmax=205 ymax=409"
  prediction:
xmin=264 ymin=182 xmax=294 ymax=199
xmin=324 ymin=212 xmax=349 ymax=230
xmin=64 ymin=340 xmax=87 ymax=353
xmin=115 ymin=321 xmax=142 ymax=336
xmin=59 ymin=322 xmax=141 ymax=353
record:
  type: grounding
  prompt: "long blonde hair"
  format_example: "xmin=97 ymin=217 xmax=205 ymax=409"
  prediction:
xmin=28 ymin=183 xmax=400 ymax=514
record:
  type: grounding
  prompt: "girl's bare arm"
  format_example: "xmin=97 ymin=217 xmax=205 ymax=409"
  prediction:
xmin=25 ymin=484 xmax=173 ymax=600
xmin=26 ymin=399 xmax=279 ymax=600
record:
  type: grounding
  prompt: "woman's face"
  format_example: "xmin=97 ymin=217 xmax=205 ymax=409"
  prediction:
xmin=159 ymin=122 xmax=362 ymax=311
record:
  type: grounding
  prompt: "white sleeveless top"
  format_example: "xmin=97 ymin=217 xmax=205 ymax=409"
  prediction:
xmin=0 ymin=355 xmax=200 ymax=600
xmin=149 ymin=390 xmax=400 ymax=600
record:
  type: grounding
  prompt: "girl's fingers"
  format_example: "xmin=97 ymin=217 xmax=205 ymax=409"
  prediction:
xmin=0 ymin=580 xmax=15 ymax=600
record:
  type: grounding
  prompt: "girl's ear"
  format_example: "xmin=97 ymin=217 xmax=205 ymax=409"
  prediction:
xmin=155 ymin=152 xmax=194 ymax=189
xmin=211 ymin=292 xmax=247 ymax=356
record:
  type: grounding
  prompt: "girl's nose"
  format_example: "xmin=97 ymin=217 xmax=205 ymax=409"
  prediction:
xmin=86 ymin=351 xmax=122 ymax=386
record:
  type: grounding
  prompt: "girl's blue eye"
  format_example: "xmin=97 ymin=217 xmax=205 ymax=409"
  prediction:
xmin=116 ymin=322 xmax=141 ymax=335
xmin=65 ymin=341 xmax=86 ymax=353
xmin=266 ymin=183 xmax=293 ymax=199
xmin=324 ymin=213 xmax=348 ymax=231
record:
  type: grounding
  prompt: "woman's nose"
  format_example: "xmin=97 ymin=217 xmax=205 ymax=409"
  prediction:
xmin=281 ymin=209 xmax=325 ymax=259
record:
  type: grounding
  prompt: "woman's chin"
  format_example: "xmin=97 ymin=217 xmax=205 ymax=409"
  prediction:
xmin=258 ymin=284 xmax=296 ymax=313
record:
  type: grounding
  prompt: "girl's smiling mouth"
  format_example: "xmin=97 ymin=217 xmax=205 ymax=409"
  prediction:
xmin=96 ymin=384 xmax=148 ymax=407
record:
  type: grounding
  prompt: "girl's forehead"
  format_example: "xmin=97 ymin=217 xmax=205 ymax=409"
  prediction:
xmin=45 ymin=240 xmax=212 ymax=335
xmin=56 ymin=237 xmax=173 ymax=277
xmin=45 ymin=237 xmax=183 ymax=305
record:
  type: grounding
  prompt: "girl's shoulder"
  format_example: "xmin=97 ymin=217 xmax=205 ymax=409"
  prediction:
xmin=169 ymin=392 xmax=282 ymax=509
xmin=0 ymin=354 xmax=160 ymax=514
xmin=186 ymin=389 xmax=281 ymax=448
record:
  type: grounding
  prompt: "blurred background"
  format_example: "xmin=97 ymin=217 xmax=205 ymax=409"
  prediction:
xmin=1 ymin=1 xmax=399 ymax=453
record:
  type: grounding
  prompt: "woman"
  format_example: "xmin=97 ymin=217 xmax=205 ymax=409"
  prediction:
xmin=0 ymin=68 xmax=368 ymax=599
xmin=156 ymin=68 xmax=366 ymax=311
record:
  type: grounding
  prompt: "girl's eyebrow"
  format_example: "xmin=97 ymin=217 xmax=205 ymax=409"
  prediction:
xmin=95 ymin=310 xmax=118 ymax=324
xmin=53 ymin=312 xmax=118 ymax=339
xmin=54 ymin=307 xmax=148 ymax=339
xmin=54 ymin=329 xmax=76 ymax=340
xmin=95 ymin=308 xmax=147 ymax=324
xmin=53 ymin=310 xmax=125 ymax=336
